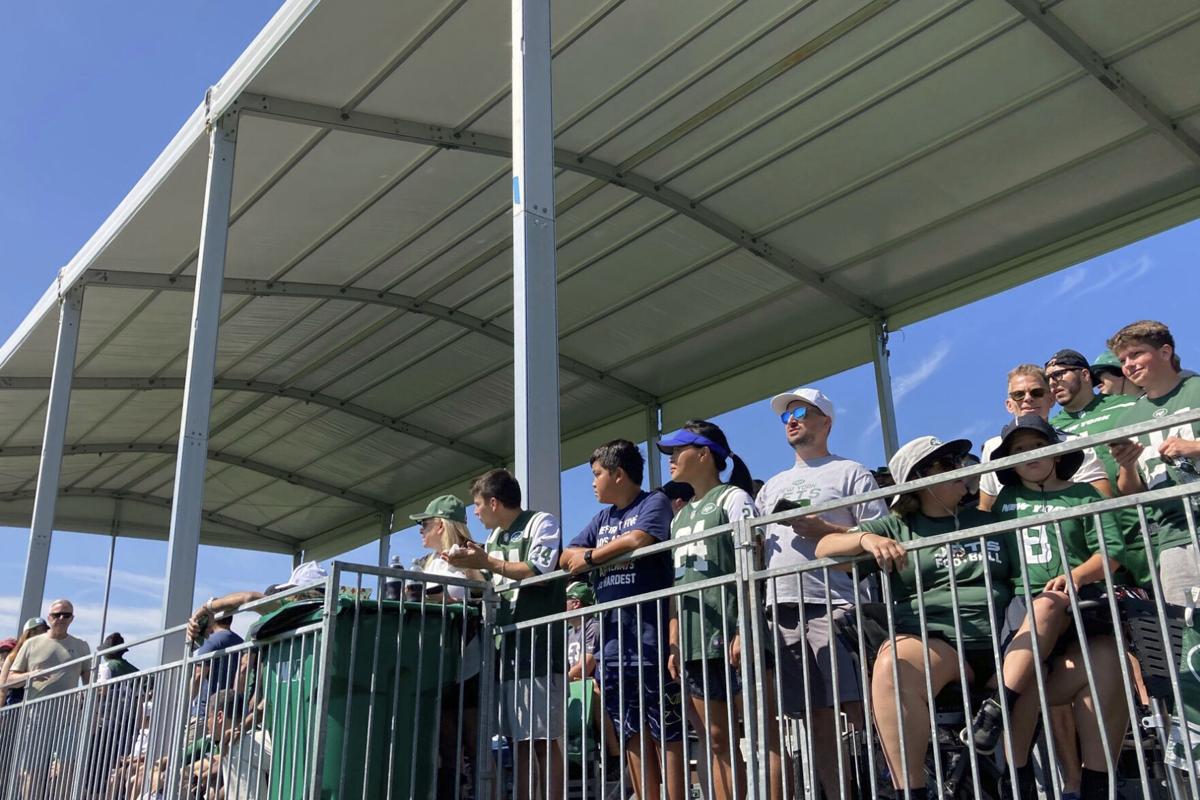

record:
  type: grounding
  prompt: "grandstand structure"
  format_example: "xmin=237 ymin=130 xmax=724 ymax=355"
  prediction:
xmin=2 ymin=0 xmax=1199 ymax=653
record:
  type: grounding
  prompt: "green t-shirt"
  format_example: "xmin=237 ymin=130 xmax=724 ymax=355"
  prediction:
xmin=485 ymin=510 xmax=565 ymax=677
xmin=994 ymin=482 xmax=1137 ymax=590
xmin=858 ymin=508 xmax=1012 ymax=650
xmin=1116 ymin=375 xmax=1200 ymax=555
xmin=1051 ymin=393 xmax=1137 ymax=485
xmin=671 ymin=484 xmax=757 ymax=662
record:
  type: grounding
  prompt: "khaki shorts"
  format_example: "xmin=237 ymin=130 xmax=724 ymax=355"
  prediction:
xmin=500 ymin=675 xmax=565 ymax=741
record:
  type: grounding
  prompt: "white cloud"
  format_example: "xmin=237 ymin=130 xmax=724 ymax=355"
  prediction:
xmin=1060 ymin=254 xmax=1154 ymax=300
xmin=1052 ymin=268 xmax=1087 ymax=298
xmin=48 ymin=563 xmax=164 ymax=601
xmin=858 ymin=340 xmax=953 ymax=445
xmin=0 ymin=594 xmax=161 ymax=651
xmin=892 ymin=340 xmax=953 ymax=405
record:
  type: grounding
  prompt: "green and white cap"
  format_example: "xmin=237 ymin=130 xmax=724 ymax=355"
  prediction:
xmin=565 ymin=581 xmax=595 ymax=604
xmin=410 ymin=494 xmax=467 ymax=523
xmin=1089 ymin=350 xmax=1122 ymax=383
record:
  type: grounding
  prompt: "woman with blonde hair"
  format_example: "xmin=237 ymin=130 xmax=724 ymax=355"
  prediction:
xmin=410 ymin=495 xmax=484 ymax=598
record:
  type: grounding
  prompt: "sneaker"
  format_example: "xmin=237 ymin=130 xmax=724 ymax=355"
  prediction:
xmin=962 ymin=696 xmax=1004 ymax=754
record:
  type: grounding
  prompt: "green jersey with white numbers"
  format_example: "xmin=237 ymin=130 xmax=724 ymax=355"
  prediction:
xmin=1117 ymin=375 xmax=1200 ymax=555
xmin=995 ymin=482 xmax=1136 ymax=591
xmin=1051 ymin=393 xmax=1137 ymax=484
xmin=671 ymin=484 xmax=757 ymax=661
xmin=485 ymin=510 xmax=565 ymax=677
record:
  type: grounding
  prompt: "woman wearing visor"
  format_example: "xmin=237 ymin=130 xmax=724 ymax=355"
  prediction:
xmin=816 ymin=436 xmax=1013 ymax=800
xmin=658 ymin=420 xmax=782 ymax=800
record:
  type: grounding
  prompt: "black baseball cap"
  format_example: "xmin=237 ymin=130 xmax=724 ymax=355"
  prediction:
xmin=1044 ymin=349 xmax=1089 ymax=370
xmin=993 ymin=415 xmax=1083 ymax=486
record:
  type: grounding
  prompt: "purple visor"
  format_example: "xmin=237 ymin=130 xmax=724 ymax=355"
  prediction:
xmin=656 ymin=430 xmax=730 ymax=459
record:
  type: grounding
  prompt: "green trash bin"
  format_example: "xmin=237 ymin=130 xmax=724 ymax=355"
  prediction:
xmin=250 ymin=597 xmax=475 ymax=799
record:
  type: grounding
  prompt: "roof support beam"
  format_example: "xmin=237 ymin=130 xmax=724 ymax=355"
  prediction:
xmin=0 ymin=376 xmax=505 ymax=464
xmin=870 ymin=318 xmax=900 ymax=460
xmin=79 ymin=269 xmax=656 ymax=404
xmin=20 ymin=286 xmax=83 ymax=629
xmin=233 ymin=92 xmax=882 ymax=318
xmin=511 ymin=0 xmax=562 ymax=520
xmin=0 ymin=487 xmax=299 ymax=548
xmin=0 ymin=442 xmax=390 ymax=511
xmin=162 ymin=109 xmax=237 ymax=659
xmin=1004 ymin=0 xmax=1200 ymax=167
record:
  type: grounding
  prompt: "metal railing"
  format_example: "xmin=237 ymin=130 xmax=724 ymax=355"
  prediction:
xmin=3 ymin=411 xmax=1199 ymax=799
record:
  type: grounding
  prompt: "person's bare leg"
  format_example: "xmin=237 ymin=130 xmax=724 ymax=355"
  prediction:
xmin=515 ymin=740 xmax=534 ymax=800
xmin=760 ymin=673 xmax=785 ymax=800
xmin=536 ymin=739 xmax=564 ymax=800
xmin=999 ymin=593 xmax=1071 ymax=695
xmin=662 ymin=740 xmax=687 ymax=800
xmin=684 ymin=694 xmax=744 ymax=800
xmin=1050 ymin=705 xmax=1081 ymax=794
xmin=1071 ymin=637 xmax=1129 ymax=777
xmin=809 ymin=702 xmax=863 ymax=798
xmin=623 ymin=732 xmax=657 ymax=800
xmin=871 ymin=637 xmax=962 ymax=790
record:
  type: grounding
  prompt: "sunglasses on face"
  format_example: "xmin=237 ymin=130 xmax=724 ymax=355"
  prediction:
xmin=780 ymin=406 xmax=820 ymax=424
xmin=918 ymin=454 xmax=963 ymax=476
xmin=49 ymin=612 xmax=73 ymax=620
xmin=1008 ymin=387 xmax=1047 ymax=401
xmin=1045 ymin=368 xmax=1082 ymax=384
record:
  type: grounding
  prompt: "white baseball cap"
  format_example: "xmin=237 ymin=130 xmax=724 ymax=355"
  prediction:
xmin=887 ymin=436 xmax=972 ymax=505
xmin=279 ymin=561 xmax=328 ymax=590
xmin=769 ymin=387 xmax=834 ymax=422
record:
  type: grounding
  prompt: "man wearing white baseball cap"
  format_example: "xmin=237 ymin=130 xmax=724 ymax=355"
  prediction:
xmin=755 ymin=386 xmax=888 ymax=799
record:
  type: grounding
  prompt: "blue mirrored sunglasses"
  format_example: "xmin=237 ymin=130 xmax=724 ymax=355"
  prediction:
xmin=780 ymin=406 xmax=810 ymax=424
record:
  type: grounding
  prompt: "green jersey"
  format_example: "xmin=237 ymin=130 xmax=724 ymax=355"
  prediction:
xmin=858 ymin=508 xmax=1012 ymax=650
xmin=672 ymin=484 xmax=757 ymax=661
xmin=1051 ymin=393 xmax=1137 ymax=484
xmin=485 ymin=510 xmax=565 ymax=677
xmin=1116 ymin=375 xmax=1200 ymax=554
xmin=995 ymin=482 xmax=1133 ymax=591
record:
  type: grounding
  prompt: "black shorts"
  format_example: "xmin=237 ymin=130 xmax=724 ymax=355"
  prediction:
xmin=681 ymin=658 xmax=741 ymax=702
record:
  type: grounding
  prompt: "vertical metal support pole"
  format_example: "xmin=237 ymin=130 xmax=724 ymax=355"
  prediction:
xmin=511 ymin=0 xmax=561 ymax=520
xmin=645 ymin=404 xmax=662 ymax=487
xmin=870 ymin=317 xmax=901 ymax=460
xmin=378 ymin=510 xmax=392 ymax=566
xmin=18 ymin=285 xmax=83 ymax=627
xmin=98 ymin=499 xmax=120 ymax=643
xmin=159 ymin=109 xmax=238 ymax=659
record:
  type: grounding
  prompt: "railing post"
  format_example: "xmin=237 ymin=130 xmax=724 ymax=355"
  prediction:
xmin=159 ymin=105 xmax=239 ymax=661
xmin=475 ymin=581 xmax=500 ymax=800
xmin=733 ymin=516 xmax=764 ymax=797
xmin=645 ymin=403 xmax=663 ymax=487
xmin=19 ymin=285 xmax=84 ymax=627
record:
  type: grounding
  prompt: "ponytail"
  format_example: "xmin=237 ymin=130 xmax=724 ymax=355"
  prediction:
xmin=727 ymin=453 xmax=756 ymax=497
xmin=680 ymin=419 xmax=757 ymax=496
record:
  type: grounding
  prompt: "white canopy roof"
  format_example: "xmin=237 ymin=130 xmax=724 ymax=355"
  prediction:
xmin=3 ymin=0 xmax=1198 ymax=559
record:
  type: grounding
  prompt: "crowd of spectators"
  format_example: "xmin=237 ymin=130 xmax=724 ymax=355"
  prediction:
xmin=3 ymin=317 xmax=1196 ymax=800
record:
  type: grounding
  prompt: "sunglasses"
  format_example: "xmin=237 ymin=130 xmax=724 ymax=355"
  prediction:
xmin=780 ymin=406 xmax=820 ymax=424
xmin=1008 ymin=387 xmax=1047 ymax=401
xmin=918 ymin=454 xmax=964 ymax=476
xmin=49 ymin=612 xmax=73 ymax=620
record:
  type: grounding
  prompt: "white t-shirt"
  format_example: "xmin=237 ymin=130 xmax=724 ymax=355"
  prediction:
xmin=979 ymin=429 xmax=1107 ymax=498
xmin=221 ymin=729 xmax=272 ymax=800
xmin=755 ymin=455 xmax=888 ymax=605
xmin=417 ymin=554 xmax=472 ymax=601
xmin=10 ymin=633 xmax=90 ymax=699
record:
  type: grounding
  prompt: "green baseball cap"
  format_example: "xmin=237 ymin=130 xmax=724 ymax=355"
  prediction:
xmin=565 ymin=581 xmax=595 ymax=604
xmin=1089 ymin=350 xmax=1122 ymax=384
xmin=409 ymin=494 xmax=467 ymax=524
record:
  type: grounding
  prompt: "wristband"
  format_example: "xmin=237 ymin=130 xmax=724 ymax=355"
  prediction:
xmin=856 ymin=532 xmax=871 ymax=551
xmin=583 ymin=549 xmax=595 ymax=566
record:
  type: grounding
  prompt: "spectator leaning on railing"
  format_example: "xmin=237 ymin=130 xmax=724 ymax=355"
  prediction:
xmin=0 ymin=619 xmax=47 ymax=708
xmin=816 ymin=435 xmax=1013 ymax=800
xmin=975 ymin=415 xmax=1133 ymax=800
xmin=560 ymin=438 xmax=685 ymax=800
xmin=1107 ymin=319 xmax=1200 ymax=605
xmin=755 ymin=386 xmax=887 ymax=800
xmin=444 ymin=467 xmax=566 ymax=800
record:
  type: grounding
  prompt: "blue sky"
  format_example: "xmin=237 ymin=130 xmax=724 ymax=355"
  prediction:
xmin=2 ymin=4 xmax=1198 ymax=651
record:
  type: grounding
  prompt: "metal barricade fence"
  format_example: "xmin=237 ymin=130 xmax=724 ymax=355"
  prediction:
xmin=4 ymin=411 xmax=1200 ymax=800
xmin=487 ymin=411 xmax=1200 ymax=800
